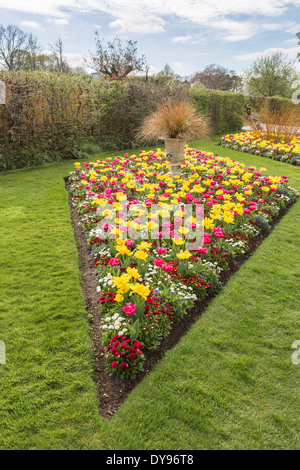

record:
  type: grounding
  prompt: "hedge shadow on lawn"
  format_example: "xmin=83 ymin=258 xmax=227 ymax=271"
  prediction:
xmin=65 ymin=179 xmax=295 ymax=419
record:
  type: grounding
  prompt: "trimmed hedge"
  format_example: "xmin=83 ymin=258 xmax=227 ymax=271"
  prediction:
xmin=0 ymin=70 xmax=297 ymax=171
xmin=189 ymin=87 xmax=247 ymax=133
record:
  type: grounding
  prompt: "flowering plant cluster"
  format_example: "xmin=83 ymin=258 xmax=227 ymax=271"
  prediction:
xmin=68 ymin=146 xmax=298 ymax=378
xmin=102 ymin=335 xmax=145 ymax=379
xmin=218 ymin=131 xmax=300 ymax=165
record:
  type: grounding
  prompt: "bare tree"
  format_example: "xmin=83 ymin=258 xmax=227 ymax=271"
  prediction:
xmin=0 ymin=24 xmax=30 ymax=70
xmin=25 ymin=34 xmax=41 ymax=70
xmin=86 ymin=33 xmax=147 ymax=78
xmin=49 ymin=38 xmax=71 ymax=73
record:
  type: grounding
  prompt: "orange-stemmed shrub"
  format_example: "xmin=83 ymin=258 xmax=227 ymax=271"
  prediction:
xmin=246 ymin=99 xmax=300 ymax=143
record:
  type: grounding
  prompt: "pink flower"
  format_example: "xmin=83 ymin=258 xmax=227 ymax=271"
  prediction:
xmin=162 ymin=263 xmax=173 ymax=272
xmin=109 ymin=258 xmax=120 ymax=266
xmin=156 ymin=247 xmax=167 ymax=255
xmin=122 ymin=303 xmax=136 ymax=316
xmin=111 ymin=361 xmax=118 ymax=368
xmin=198 ymin=247 xmax=207 ymax=254
xmin=185 ymin=193 xmax=194 ymax=202
xmin=203 ymin=233 xmax=211 ymax=244
xmin=212 ymin=227 xmax=224 ymax=238
xmin=154 ymin=231 xmax=163 ymax=238
xmin=153 ymin=258 xmax=165 ymax=267
xmin=125 ymin=239 xmax=134 ymax=247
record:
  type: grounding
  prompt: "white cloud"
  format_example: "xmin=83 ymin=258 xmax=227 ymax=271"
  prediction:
xmin=235 ymin=46 xmax=299 ymax=61
xmin=285 ymin=23 xmax=300 ymax=34
xmin=20 ymin=20 xmax=43 ymax=30
xmin=171 ymin=61 xmax=183 ymax=68
xmin=213 ymin=19 xmax=282 ymax=42
xmin=109 ymin=13 xmax=165 ymax=34
xmin=284 ymin=38 xmax=298 ymax=44
xmin=0 ymin=0 xmax=300 ymax=39
xmin=46 ymin=18 xmax=69 ymax=26
xmin=64 ymin=52 xmax=83 ymax=67
xmin=0 ymin=0 xmax=70 ymax=17
xmin=172 ymin=35 xmax=192 ymax=44
xmin=0 ymin=1 xmax=299 ymax=23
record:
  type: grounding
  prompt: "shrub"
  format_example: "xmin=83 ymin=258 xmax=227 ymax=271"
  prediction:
xmin=245 ymin=97 xmax=300 ymax=142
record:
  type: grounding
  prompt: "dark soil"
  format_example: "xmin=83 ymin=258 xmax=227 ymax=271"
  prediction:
xmin=65 ymin=180 xmax=293 ymax=419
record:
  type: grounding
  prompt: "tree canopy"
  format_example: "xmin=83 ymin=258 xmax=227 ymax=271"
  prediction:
xmin=158 ymin=63 xmax=175 ymax=76
xmin=243 ymin=51 xmax=297 ymax=98
xmin=190 ymin=64 xmax=240 ymax=91
xmin=87 ymin=34 xmax=147 ymax=78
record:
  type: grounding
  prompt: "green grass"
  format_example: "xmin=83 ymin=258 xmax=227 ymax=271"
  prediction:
xmin=0 ymin=137 xmax=299 ymax=449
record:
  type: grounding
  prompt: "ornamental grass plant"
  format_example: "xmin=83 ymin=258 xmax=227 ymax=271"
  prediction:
xmin=136 ymin=98 xmax=211 ymax=142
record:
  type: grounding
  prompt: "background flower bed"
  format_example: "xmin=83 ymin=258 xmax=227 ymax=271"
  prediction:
xmin=218 ymin=131 xmax=300 ymax=165
xmin=68 ymin=147 xmax=298 ymax=378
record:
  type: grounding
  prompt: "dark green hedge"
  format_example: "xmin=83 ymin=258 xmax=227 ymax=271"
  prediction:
xmin=189 ymin=87 xmax=247 ymax=133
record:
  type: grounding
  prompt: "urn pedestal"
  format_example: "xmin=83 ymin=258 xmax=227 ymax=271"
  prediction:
xmin=164 ymin=138 xmax=186 ymax=177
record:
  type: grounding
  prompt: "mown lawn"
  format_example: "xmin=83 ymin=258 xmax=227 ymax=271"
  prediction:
xmin=0 ymin=137 xmax=299 ymax=450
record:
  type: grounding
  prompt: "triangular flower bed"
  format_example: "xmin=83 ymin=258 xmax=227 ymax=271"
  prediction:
xmin=65 ymin=147 xmax=298 ymax=418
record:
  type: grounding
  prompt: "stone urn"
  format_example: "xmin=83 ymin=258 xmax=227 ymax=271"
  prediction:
xmin=164 ymin=138 xmax=186 ymax=177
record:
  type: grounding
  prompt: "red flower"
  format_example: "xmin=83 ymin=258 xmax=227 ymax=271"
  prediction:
xmin=111 ymin=361 xmax=117 ymax=368
xmin=129 ymin=352 xmax=136 ymax=360
xmin=120 ymin=362 xmax=128 ymax=370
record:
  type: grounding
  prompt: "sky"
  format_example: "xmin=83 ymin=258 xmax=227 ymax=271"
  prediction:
xmin=0 ymin=0 xmax=299 ymax=76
